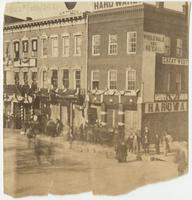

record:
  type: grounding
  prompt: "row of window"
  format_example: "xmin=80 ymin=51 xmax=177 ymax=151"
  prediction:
xmin=4 ymin=32 xmax=184 ymax=60
xmin=11 ymin=69 xmax=184 ymax=93
xmin=91 ymin=70 xmax=136 ymax=91
xmin=4 ymin=34 xmax=82 ymax=60
xmin=14 ymin=70 xmax=81 ymax=89
xmin=92 ymin=32 xmax=137 ymax=56
xmin=92 ymin=33 xmax=183 ymax=57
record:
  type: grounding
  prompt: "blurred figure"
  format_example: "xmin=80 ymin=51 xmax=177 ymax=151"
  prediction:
xmin=116 ymin=140 xmax=127 ymax=163
xmin=154 ymin=133 xmax=160 ymax=154
xmin=133 ymin=133 xmax=138 ymax=154
xmin=163 ymin=130 xmax=173 ymax=156
xmin=56 ymin=118 xmax=63 ymax=136
xmin=26 ymin=125 xmax=36 ymax=148
xmin=174 ymin=143 xmax=188 ymax=176
xmin=127 ymin=133 xmax=134 ymax=152
xmin=142 ymin=126 xmax=150 ymax=154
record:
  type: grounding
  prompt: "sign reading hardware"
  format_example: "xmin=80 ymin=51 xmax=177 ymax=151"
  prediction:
xmin=145 ymin=101 xmax=188 ymax=114
xmin=162 ymin=57 xmax=188 ymax=66
xmin=93 ymin=2 xmax=142 ymax=11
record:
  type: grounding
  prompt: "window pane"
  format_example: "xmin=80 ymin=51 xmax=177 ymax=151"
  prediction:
xmin=75 ymin=70 xmax=81 ymax=88
xmin=63 ymin=36 xmax=70 ymax=56
xmin=109 ymin=34 xmax=118 ymax=55
xmin=52 ymin=37 xmax=58 ymax=57
xmin=127 ymin=32 xmax=137 ymax=54
xmin=23 ymin=41 xmax=28 ymax=53
xmin=127 ymin=70 xmax=136 ymax=90
xmin=92 ymin=35 xmax=100 ymax=55
xmin=109 ymin=71 xmax=117 ymax=89
xmin=74 ymin=35 xmax=82 ymax=55
xmin=63 ymin=69 xmax=69 ymax=89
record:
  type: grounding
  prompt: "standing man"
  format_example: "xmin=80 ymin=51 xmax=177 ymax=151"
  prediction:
xmin=142 ymin=126 xmax=150 ymax=154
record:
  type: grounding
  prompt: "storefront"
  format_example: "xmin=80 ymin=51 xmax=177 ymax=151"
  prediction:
xmin=142 ymin=100 xmax=188 ymax=141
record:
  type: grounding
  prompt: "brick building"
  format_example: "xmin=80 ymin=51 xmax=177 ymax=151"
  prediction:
xmin=3 ymin=11 xmax=88 ymax=130
xmin=87 ymin=2 xmax=188 ymax=140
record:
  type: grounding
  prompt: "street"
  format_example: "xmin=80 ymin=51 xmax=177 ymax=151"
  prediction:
xmin=4 ymin=129 xmax=178 ymax=197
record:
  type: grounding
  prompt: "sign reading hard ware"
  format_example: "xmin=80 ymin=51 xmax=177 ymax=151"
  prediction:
xmin=162 ymin=57 xmax=188 ymax=66
xmin=93 ymin=2 xmax=142 ymax=11
xmin=145 ymin=101 xmax=188 ymax=114
xmin=143 ymin=32 xmax=168 ymax=53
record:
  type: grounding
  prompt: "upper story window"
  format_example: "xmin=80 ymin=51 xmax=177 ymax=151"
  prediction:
xmin=74 ymin=35 xmax=82 ymax=56
xmin=51 ymin=70 xmax=58 ymax=88
xmin=108 ymin=34 xmax=118 ymax=55
xmin=62 ymin=35 xmax=70 ymax=57
xmin=75 ymin=70 xmax=81 ymax=89
xmin=176 ymin=72 xmax=182 ymax=92
xmin=51 ymin=37 xmax=58 ymax=57
xmin=31 ymin=39 xmax=38 ymax=57
xmin=126 ymin=69 xmax=136 ymax=90
xmin=22 ymin=40 xmax=28 ymax=53
xmin=63 ymin=69 xmax=69 ymax=89
xmin=91 ymin=70 xmax=100 ymax=90
xmin=41 ymin=38 xmax=48 ymax=57
xmin=127 ymin=32 xmax=137 ymax=54
xmin=14 ymin=41 xmax=20 ymax=61
xmin=92 ymin=35 xmax=100 ymax=56
xmin=176 ymin=38 xmax=183 ymax=57
xmin=164 ymin=36 xmax=171 ymax=56
xmin=108 ymin=70 xmax=117 ymax=90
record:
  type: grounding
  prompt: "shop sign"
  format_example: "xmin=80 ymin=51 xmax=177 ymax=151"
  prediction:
xmin=162 ymin=57 xmax=188 ymax=66
xmin=154 ymin=93 xmax=188 ymax=101
xmin=93 ymin=1 xmax=142 ymax=11
xmin=144 ymin=101 xmax=188 ymax=114
xmin=14 ymin=58 xmax=37 ymax=68
xmin=143 ymin=32 xmax=167 ymax=53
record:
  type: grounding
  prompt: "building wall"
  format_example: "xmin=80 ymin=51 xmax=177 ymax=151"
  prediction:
xmin=3 ymin=14 xmax=87 ymax=91
xmin=144 ymin=3 xmax=188 ymax=58
xmin=88 ymin=6 xmax=144 ymax=92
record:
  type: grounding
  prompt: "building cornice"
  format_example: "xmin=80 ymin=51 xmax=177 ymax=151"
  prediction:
xmin=4 ymin=12 xmax=87 ymax=33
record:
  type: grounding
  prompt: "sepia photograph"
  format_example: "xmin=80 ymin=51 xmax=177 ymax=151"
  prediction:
xmin=3 ymin=1 xmax=189 ymax=198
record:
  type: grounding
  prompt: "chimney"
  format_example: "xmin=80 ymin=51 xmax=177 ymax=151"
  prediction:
xmin=26 ymin=17 xmax=33 ymax=21
xmin=156 ymin=2 xmax=164 ymax=9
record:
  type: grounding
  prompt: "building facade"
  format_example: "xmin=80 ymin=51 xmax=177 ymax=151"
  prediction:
xmin=87 ymin=2 xmax=188 ymax=140
xmin=3 ymin=2 xmax=189 ymax=141
xmin=3 ymin=11 xmax=88 ymax=131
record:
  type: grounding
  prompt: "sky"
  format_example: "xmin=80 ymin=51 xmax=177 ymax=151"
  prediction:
xmin=4 ymin=1 xmax=185 ymax=20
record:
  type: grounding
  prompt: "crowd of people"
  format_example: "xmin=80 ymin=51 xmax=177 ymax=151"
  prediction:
xmin=114 ymin=127 xmax=175 ymax=163
xmin=9 ymin=116 xmax=187 ymax=175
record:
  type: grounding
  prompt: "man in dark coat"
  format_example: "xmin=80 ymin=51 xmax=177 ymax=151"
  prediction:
xmin=142 ymin=126 xmax=150 ymax=154
xmin=116 ymin=141 xmax=128 ymax=163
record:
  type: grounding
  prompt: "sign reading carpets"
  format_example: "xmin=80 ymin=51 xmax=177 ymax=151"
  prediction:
xmin=162 ymin=57 xmax=188 ymax=66
xmin=93 ymin=2 xmax=142 ymax=11
xmin=145 ymin=101 xmax=188 ymax=114
xmin=143 ymin=32 xmax=169 ymax=53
